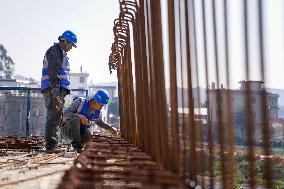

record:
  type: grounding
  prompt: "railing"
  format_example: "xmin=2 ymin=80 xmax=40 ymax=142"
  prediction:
xmin=0 ymin=87 xmax=88 ymax=137
xmin=108 ymin=0 xmax=282 ymax=188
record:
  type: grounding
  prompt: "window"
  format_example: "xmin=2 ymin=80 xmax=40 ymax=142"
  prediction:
xmin=79 ymin=77 xmax=85 ymax=83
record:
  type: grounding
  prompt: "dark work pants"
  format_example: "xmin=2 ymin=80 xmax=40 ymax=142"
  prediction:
xmin=43 ymin=91 xmax=65 ymax=149
xmin=60 ymin=116 xmax=91 ymax=149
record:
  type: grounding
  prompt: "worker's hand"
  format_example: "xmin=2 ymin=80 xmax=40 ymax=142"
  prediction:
xmin=78 ymin=114 xmax=89 ymax=125
xmin=109 ymin=127 xmax=118 ymax=136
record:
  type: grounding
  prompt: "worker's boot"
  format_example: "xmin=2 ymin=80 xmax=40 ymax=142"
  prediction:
xmin=73 ymin=147 xmax=83 ymax=153
xmin=71 ymin=143 xmax=84 ymax=153
xmin=45 ymin=146 xmax=65 ymax=154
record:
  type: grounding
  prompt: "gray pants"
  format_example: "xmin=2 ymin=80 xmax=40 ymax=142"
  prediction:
xmin=60 ymin=116 xmax=92 ymax=149
xmin=43 ymin=91 xmax=65 ymax=149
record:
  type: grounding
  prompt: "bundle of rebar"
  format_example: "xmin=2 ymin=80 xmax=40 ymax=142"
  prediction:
xmin=60 ymin=0 xmax=280 ymax=188
xmin=58 ymin=134 xmax=187 ymax=189
xmin=106 ymin=0 xmax=276 ymax=188
xmin=0 ymin=135 xmax=44 ymax=152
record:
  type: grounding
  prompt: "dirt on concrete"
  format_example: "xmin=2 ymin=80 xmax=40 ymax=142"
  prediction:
xmin=0 ymin=151 xmax=75 ymax=189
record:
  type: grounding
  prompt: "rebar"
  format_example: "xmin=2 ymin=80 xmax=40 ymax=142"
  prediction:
xmin=58 ymin=134 xmax=187 ymax=189
xmin=60 ymin=0 xmax=279 ymax=188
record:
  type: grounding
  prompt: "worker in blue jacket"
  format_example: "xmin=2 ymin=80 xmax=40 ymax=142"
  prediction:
xmin=41 ymin=30 xmax=77 ymax=153
xmin=60 ymin=89 xmax=118 ymax=153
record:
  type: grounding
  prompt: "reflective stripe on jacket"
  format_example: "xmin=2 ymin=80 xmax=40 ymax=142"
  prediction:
xmin=41 ymin=44 xmax=71 ymax=91
xmin=76 ymin=97 xmax=102 ymax=121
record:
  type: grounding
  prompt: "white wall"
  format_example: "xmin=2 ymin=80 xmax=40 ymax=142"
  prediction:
xmin=0 ymin=79 xmax=17 ymax=87
xmin=70 ymin=73 xmax=89 ymax=90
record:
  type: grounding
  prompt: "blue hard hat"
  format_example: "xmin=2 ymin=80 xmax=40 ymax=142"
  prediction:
xmin=92 ymin=89 xmax=109 ymax=105
xmin=58 ymin=30 xmax=77 ymax=48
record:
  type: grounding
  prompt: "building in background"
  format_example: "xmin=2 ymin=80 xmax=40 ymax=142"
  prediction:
xmin=0 ymin=75 xmax=40 ymax=88
xmin=0 ymin=78 xmax=17 ymax=87
xmin=0 ymin=90 xmax=46 ymax=137
xmin=207 ymin=81 xmax=280 ymax=143
xmin=270 ymin=118 xmax=284 ymax=140
xmin=14 ymin=74 xmax=40 ymax=88
xmin=89 ymin=85 xmax=116 ymax=101
xmin=69 ymin=66 xmax=89 ymax=97
xmin=0 ymin=46 xmax=43 ymax=136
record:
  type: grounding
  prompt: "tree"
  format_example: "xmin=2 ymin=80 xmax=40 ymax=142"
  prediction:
xmin=0 ymin=44 xmax=15 ymax=79
xmin=234 ymin=110 xmax=246 ymax=144
xmin=108 ymin=97 xmax=119 ymax=117
xmin=4 ymin=56 xmax=15 ymax=79
xmin=0 ymin=44 xmax=6 ymax=78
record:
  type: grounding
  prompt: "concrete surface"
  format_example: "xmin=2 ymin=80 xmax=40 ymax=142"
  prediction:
xmin=0 ymin=151 xmax=75 ymax=189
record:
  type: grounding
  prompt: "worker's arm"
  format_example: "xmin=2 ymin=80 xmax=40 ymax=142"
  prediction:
xmin=64 ymin=98 xmax=89 ymax=125
xmin=95 ymin=119 xmax=117 ymax=136
xmin=63 ymin=98 xmax=82 ymax=120
xmin=88 ymin=112 xmax=117 ymax=135
xmin=95 ymin=119 xmax=112 ymax=130
xmin=46 ymin=45 xmax=63 ymax=89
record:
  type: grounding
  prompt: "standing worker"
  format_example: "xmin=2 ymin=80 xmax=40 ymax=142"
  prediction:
xmin=60 ymin=89 xmax=118 ymax=153
xmin=41 ymin=30 xmax=77 ymax=153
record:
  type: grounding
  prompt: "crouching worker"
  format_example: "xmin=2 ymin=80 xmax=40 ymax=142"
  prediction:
xmin=60 ymin=89 xmax=117 ymax=153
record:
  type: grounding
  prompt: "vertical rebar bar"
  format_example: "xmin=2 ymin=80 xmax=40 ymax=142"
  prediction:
xmin=168 ymin=0 xmax=180 ymax=174
xmin=107 ymin=1 xmax=275 ymax=187
xmin=201 ymin=1 xmax=215 ymax=187
xmin=257 ymin=0 xmax=273 ymax=187
xmin=243 ymin=0 xmax=256 ymax=188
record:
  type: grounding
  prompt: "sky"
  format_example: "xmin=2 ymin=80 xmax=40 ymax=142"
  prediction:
xmin=1 ymin=0 xmax=284 ymax=89
xmin=160 ymin=0 xmax=284 ymax=90
xmin=0 ymin=0 xmax=119 ymax=84
xmin=190 ymin=0 xmax=284 ymax=89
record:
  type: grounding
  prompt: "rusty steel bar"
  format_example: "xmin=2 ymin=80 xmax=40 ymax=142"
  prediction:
xmin=148 ymin=0 xmax=169 ymax=168
xmin=137 ymin=1 xmax=151 ymax=153
xmin=211 ymin=0 xmax=231 ymax=187
xmin=143 ymin=0 xmax=163 ymax=167
xmin=185 ymin=1 xmax=197 ymax=184
xmin=0 ymin=153 xmax=61 ymax=169
xmin=184 ymin=0 xmax=197 ymax=184
xmin=190 ymin=0 xmax=205 ymax=186
xmin=177 ymin=0 xmax=187 ymax=179
xmin=137 ymin=0 xmax=152 ymax=155
xmin=102 ymin=0 xmax=278 ymax=188
xmin=177 ymin=0 xmax=189 ymax=179
xmin=257 ymin=0 xmax=273 ymax=187
xmin=0 ymin=136 xmax=44 ymax=152
xmin=143 ymin=0 xmax=156 ymax=159
xmin=58 ymin=134 xmax=188 ymax=189
xmin=223 ymin=0 xmax=236 ymax=187
xmin=200 ymin=1 xmax=215 ymax=188
xmin=201 ymin=0 xmax=214 ymax=188
xmin=132 ymin=2 xmax=144 ymax=149
xmin=168 ymin=0 xmax=180 ymax=174
xmin=243 ymin=0 xmax=257 ymax=188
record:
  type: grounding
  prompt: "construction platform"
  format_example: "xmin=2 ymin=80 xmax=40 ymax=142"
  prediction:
xmin=0 ymin=134 xmax=188 ymax=189
xmin=0 ymin=135 xmax=74 ymax=189
xmin=58 ymin=134 xmax=188 ymax=189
